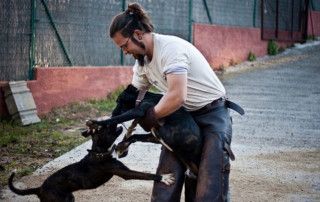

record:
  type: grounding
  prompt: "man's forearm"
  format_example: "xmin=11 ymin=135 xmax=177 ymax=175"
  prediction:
xmin=154 ymin=92 xmax=185 ymax=118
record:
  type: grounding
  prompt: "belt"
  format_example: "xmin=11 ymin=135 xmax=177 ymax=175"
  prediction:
xmin=190 ymin=97 xmax=245 ymax=116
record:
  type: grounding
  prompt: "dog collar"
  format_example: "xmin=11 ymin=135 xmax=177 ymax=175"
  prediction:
xmin=87 ymin=145 xmax=116 ymax=160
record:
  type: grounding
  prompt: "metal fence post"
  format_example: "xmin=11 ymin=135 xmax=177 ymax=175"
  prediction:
xmin=29 ymin=0 xmax=36 ymax=80
xmin=275 ymin=0 xmax=279 ymax=38
xmin=40 ymin=0 xmax=73 ymax=66
xmin=188 ymin=0 xmax=193 ymax=42
xmin=202 ymin=0 xmax=212 ymax=24
xmin=303 ymin=0 xmax=310 ymax=41
xmin=253 ymin=0 xmax=257 ymax=27
xmin=291 ymin=0 xmax=294 ymax=39
xmin=310 ymin=0 xmax=315 ymax=10
xmin=120 ymin=0 xmax=126 ymax=65
xmin=261 ymin=0 xmax=264 ymax=40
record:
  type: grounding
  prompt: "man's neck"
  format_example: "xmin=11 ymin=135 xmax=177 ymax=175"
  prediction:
xmin=145 ymin=33 xmax=154 ymax=61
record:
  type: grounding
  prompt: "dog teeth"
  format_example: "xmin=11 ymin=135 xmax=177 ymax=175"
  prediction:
xmin=161 ymin=173 xmax=175 ymax=185
xmin=111 ymin=150 xmax=118 ymax=159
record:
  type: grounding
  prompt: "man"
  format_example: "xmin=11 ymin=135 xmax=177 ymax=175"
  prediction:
xmin=109 ymin=3 xmax=243 ymax=202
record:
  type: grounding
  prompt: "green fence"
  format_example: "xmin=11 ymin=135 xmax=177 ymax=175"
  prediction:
xmin=1 ymin=0 xmax=319 ymax=81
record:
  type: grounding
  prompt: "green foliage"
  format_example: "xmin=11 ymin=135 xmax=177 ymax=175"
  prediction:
xmin=307 ymin=35 xmax=315 ymax=40
xmin=248 ymin=51 xmax=256 ymax=61
xmin=89 ymin=86 xmax=125 ymax=112
xmin=0 ymin=85 xmax=125 ymax=187
xmin=267 ymin=40 xmax=279 ymax=55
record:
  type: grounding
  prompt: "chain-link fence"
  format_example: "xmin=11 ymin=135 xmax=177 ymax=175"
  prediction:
xmin=1 ymin=0 xmax=319 ymax=81
xmin=0 ymin=1 xmax=31 ymax=80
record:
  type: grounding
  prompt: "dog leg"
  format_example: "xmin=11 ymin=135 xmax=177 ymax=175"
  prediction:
xmin=116 ymin=133 xmax=159 ymax=158
xmin=94 ymin=108 xmax=145 ymax=126
xmin=112 ymin=162 xmax=175 ymax=186
xmin=116 ymin=120 xmax=139 ymax=158
xmin=121 ymin=133 xmax=159 ymax=144
xmin=115 ymin=169 xmax=175 ymax=186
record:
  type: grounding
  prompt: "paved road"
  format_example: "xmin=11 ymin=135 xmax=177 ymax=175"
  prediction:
xmin=223 ymin=43 xmax=320 ymax=149
xmin=221 ymin=43 xmax=320 ymax=201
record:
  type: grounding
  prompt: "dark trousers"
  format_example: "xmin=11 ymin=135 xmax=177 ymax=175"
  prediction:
xmin=151 ymin=146 xmax=198 ymax=202
xmin=193 ymin=105 xmax=232 ymax=202
xmin=151 ymin=101 xmax=232 ymax=202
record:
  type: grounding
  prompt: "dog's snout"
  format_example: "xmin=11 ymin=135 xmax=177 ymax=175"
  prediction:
xmin=81 ymin=129 xmax=91 ymax=137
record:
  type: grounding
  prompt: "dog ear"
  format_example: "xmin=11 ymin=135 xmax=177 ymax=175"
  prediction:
xmin=116 ymin=126 xmax=123 ymax=136
xmin=81 ymin=129 xmax=91 ymax=137
xmin=127 ymin=84 xmax=138 ymax=92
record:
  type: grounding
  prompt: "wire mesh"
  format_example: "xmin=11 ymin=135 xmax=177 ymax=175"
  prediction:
xmin=1 ymin=0 xmax=317 ymax=80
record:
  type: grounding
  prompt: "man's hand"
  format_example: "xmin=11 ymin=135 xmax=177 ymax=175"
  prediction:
xmin=139 ymin=107 xmax=161 ymax=132
xmin=86 ymin=119 xmax=99 ymax=129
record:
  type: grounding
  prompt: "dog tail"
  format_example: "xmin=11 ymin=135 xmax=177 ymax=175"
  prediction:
xmin=8 ymin=172 xmax=40 ymax=196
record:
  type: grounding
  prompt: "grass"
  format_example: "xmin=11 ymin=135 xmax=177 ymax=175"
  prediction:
xmin=0 ymin=86 xmax=125 ymax=188
xmin=248 ymin=51 xmax=256 ymax=62
xmin=267 ymin=40 xmax=279 ymax=55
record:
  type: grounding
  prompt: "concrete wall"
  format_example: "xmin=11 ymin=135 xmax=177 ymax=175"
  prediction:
xmin=308 ymin=11 xmax=320 ymax=36
xmin=193 ymin=23 xmax=294 ymax=70
xmin=0 ymin=66 xmax=132 ymax=117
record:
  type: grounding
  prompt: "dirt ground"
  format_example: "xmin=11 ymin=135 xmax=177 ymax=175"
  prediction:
xmin=2 ymin=143 xmax=319 ymax=202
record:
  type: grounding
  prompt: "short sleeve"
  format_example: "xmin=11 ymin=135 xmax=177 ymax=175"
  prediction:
xmin=161 ymin=43 xmax=190 ymax=75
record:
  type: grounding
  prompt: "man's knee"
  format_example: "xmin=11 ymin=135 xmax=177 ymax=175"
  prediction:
xmin=151 ymin=148 xmax=185 ymax=202
xmin=195 ymin=132 xmax=232 ymax=202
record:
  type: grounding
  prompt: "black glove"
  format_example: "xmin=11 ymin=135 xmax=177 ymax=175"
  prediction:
xmin=139 ymin=107 xmax=161 ymax=132
xmin=86 ymin=119 xmax=99 ymax=129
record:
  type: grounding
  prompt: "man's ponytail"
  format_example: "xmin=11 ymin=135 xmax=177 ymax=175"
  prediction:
xmin=109 ymin=3 xmax=154 ymax=38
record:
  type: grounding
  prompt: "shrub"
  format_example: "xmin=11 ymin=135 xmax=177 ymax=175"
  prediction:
xmin=307 ymin=35 xmax=315 ymax=40
xmin=267 ymin=40 xmax=279 ymax=55
xmin=248 ymin=51 xmax=256 ymax=61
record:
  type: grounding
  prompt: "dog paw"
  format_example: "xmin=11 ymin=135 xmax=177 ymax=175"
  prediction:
xmin=115 ymin=142 xmax=130 ymax=158
xmin=116 ymin=149 xmax=129 ymax=158
xmin=116 ymin=141 xmax=130 ymax=151
xmin=161 ymin=173 xmax=175 ymax=185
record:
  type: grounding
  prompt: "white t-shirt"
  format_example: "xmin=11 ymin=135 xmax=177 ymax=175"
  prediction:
xmin=132 ymin=33 xmax=226 ymax=111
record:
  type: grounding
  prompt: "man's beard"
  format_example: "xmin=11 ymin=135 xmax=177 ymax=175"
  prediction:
xmin=131 ymin=37 xmax=146 ymax=66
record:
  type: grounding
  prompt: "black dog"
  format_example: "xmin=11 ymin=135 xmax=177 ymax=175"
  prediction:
xmin=93 ymin=84 xmax=202 ymax=176
xmin=8 ymin=124 xmax=175 ymax=202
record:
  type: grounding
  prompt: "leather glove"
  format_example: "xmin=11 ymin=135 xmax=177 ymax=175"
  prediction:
xmin=86 ymin=119 xmax=99 ymax=129
xmin=139 ymin=107 xmax=161 ymax=132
